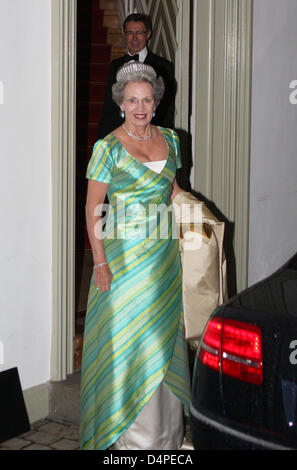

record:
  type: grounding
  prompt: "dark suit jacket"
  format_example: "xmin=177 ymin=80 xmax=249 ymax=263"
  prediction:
xmin=97 ymin=49 xmax=176 ymax=139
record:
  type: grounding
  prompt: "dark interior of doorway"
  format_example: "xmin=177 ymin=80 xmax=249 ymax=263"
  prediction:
xmin=74 ymin=0 xmax=197 ymax=373
xmin=75 ymin=0 xmax=125 ymax=370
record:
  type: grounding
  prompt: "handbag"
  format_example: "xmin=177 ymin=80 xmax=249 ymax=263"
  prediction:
xmin=173 ymin=191 xmax=228 ymax=341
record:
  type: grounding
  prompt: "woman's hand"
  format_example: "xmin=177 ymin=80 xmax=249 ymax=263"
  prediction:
xmin=94 ymin=263 xmax=113 ymax=292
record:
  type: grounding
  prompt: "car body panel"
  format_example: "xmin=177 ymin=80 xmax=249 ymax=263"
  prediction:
xmin=190 ymin=252 xmax=297 ymax=450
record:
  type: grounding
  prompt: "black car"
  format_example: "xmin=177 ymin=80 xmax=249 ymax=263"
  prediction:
xmin=189 ymin=252 xmax=297 ymax=450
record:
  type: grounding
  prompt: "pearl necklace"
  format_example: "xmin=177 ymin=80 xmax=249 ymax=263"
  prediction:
xmin=122 ymin=123 xmax=152 ymax=141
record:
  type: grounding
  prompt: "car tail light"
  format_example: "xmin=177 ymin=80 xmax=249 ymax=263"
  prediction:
xmin=198 ymin=316 xmax=263 ymax=385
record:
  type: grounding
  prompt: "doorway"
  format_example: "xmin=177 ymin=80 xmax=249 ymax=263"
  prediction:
xmin=51 ymin=0 xmax=252 ymax=381
xmin=74 ymin=0 xmax=126 ymax=370
xmin=73 ymin=0 xmax=190 ymax=371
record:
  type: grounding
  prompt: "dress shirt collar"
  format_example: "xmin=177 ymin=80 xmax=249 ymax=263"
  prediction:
xmin=128 ymin=47 xmax=148 ymax=63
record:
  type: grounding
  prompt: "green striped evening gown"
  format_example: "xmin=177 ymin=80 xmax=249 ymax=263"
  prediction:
xmin=79 ymin=128 xmax=191 ymax=450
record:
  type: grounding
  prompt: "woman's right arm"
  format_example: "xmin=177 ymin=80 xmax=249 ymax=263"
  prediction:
xmin=85 ymin=179 xmax=113 ymax=292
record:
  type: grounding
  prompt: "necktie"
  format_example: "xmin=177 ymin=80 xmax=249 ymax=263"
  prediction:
xmin=123 ymin=54 xmax=139 ymax=63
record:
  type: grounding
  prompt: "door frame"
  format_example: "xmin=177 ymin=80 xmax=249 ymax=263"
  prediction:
xmin=50 ymin=0 xmax=253 ymax=379
xmin=51 ymin=0 xmax=77 ymax=380
xmin=192 ymin=0 xmax=253 ymax=293
xmin=175 ymin=0 xmax=191 ymax=133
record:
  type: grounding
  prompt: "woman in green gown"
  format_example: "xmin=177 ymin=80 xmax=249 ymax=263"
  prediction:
xmin=80 ymin=62 xmax=191 ymax=450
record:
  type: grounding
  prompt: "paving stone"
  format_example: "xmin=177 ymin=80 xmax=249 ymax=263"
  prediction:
xmin=0 ymin=437 xmax=31 ymax=450
xmin=38 ymin=422 xmax=71 ymax=435
xmin=50 ymin=438 xmax=80 ymax=450
xmin=19 ymin=429 xmax=38 ymax=439
xmin=3 ymin=417 xmax=193 ymax=451
xmin=30 ymin=419 xmax=50 ymax=430
xmin=23 ymin=443 xmax=53 ymax=450
xmin=60 ymin=426 xmax=79 ymax=441
xmin=25 ymin=430 xmax=60 ymax=446
xmin=0 ymin=418 xmax=81 ymax=450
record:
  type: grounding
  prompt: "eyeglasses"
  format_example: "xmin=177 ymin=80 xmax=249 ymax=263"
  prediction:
xmin=124 ymin=30 xmax=148 ymax=37
xmin=124 ymin=97 xmax=154 ymax=105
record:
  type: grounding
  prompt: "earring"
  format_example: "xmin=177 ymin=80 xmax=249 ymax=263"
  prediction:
xmin=120 ymin=110 xmax=125 ymax=118
xmin=153 ymin=111 xmax=156 ymax=118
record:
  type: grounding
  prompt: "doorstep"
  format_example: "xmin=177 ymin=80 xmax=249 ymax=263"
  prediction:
xmin=48 ymin=371 xmax=81 ymax=426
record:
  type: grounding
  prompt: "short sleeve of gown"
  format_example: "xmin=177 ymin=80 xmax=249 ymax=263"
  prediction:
xmin=86 ymin=139 xmax=114 ymax=183
xmin=171 ymin=130 xmax=182 ymax=170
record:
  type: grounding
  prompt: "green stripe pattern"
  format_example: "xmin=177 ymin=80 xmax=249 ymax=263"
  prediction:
xmin=80 ymin=128 xmax=191 ymax=450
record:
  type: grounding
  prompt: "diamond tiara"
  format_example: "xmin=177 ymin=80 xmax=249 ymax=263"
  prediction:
xmin=116 ymin=61 xmax=157 ymax=82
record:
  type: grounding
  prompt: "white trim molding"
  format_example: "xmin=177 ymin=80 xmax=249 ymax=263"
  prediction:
xmin=193 ymin=0 xmax=253 ymax=293
xmin=51 ymin=0 xmax=77 ymax=381
xmin=175 ymin=0 xmax=190 ymax=133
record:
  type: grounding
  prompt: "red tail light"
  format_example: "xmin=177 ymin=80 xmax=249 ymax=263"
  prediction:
xmin=198 ymin=316 xmax=263 ymax=385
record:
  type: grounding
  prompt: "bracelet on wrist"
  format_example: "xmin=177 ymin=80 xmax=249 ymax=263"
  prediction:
xmin=93 ymin=262 xmax=108 ymax=270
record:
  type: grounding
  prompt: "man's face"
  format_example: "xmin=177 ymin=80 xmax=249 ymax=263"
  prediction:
xmin=124 ymin=21 xmax=152 ymax=55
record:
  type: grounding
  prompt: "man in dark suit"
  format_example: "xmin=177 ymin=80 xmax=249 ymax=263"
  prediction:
xmin=97 ymin=13 xmax=176 ymax=139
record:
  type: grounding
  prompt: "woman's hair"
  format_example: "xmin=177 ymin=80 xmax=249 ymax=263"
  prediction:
xmin=112 ymin=62 xmax=165 ymax=107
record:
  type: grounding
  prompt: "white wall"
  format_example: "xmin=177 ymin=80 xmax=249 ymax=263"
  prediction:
xmin=249 ymin=0 xmax=297 ymax=285
xmin=0 ymin=0 xmax=52 ymax=391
